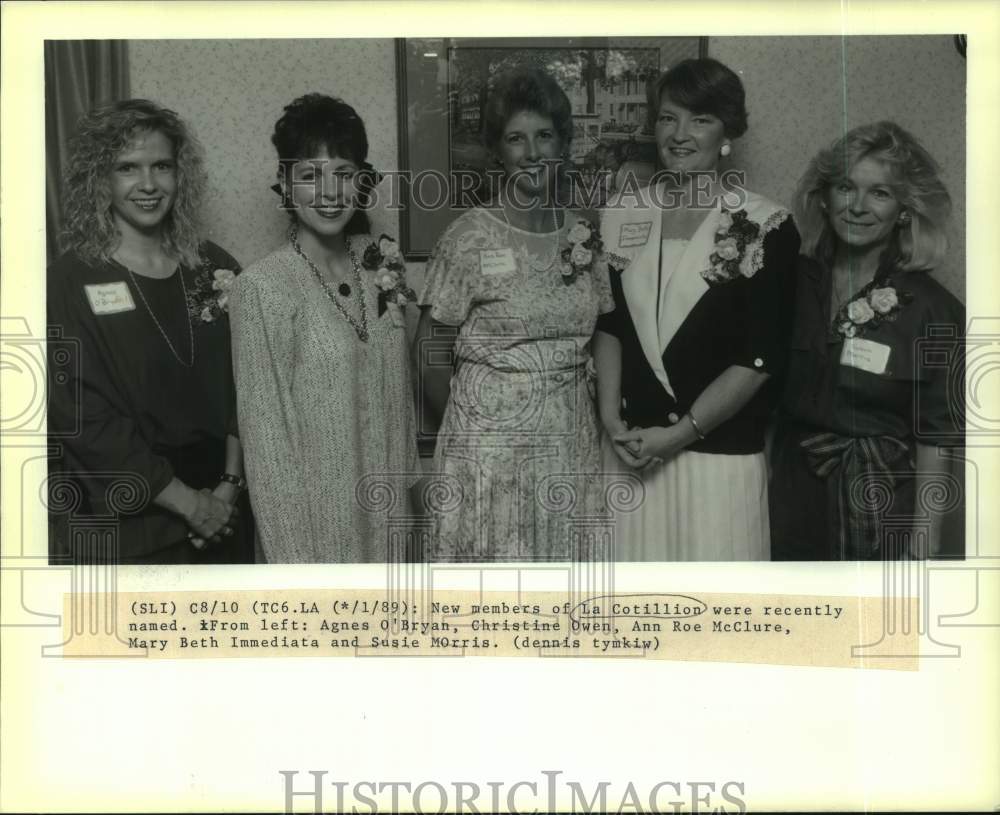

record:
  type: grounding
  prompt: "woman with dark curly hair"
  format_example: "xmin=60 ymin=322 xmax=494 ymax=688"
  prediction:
xmin=416 ymin=67 xmax=614 ymax=561
xmin=770 ymin=121 xmax=965 ymax=560
xmin=47 ymin=98 xmax=251 ymax=564
xmin=230 ymin=93 xmax=419 ymax=563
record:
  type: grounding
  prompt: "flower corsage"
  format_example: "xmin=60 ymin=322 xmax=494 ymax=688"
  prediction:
xmin=560 ymin=219 xmax=603 ymax=285
xmin=835 ymin=280 xmax=912 ymax=339
xmin=361 ymin=234 xmax=417 ymax=325
xmin=187 ymin=266 xmax=237 ymax=324
xmin=701 ymin=209 xmax=761 ymax=286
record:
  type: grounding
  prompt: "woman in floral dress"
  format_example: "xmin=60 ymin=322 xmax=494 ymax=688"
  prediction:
xmin=769 ymin=121 xmax=964 ymax=560
xmin=416 ymin=68 xmax=613 ymax=561
xmin=231 ymin=94 xmax=419 ymax=563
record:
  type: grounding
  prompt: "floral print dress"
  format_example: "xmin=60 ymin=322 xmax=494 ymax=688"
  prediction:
xmin=420 ymin=207 xmax=614 ymax=561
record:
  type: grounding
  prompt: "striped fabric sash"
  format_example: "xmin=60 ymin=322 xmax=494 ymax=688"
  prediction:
xmin=800 ymin=432 xmax=914 ymax=558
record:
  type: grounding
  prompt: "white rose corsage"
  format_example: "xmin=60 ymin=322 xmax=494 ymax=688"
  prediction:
xmin=701 ymin=208 xmax=761 ymax=286
xmin=361 ymin=234 xmax=416 ymax=325
xmin=560 ymin=218 xmax=603 ymax=285
xmin=187 ymin=265 xmax=237 ymax=324
xmin=834 ymin=279 xmax=912 ymax=340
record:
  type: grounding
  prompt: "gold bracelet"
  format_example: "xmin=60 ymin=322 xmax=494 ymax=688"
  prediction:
xmin=687 ymin=411 xmax=707 ymax=440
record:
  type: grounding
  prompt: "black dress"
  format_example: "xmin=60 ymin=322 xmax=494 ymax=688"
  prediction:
xmin=769 ymin=256 xmax=965 ymax=560
xmin=47 ymin=242 xmax=253 ymax=564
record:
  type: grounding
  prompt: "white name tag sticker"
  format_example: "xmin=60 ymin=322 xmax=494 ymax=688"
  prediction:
xmin=619 ymin=221 xmax=652 ymax=248
xmin=85 ymin=282 xmax=135 ymax=315
xmin=840 ymin=337 xmax=891 ymax=375
xmin=479 ymin=248 xmax=517 ymax=276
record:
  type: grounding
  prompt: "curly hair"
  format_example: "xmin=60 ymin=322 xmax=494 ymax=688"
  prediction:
xmin=271 ymin=93 xmax=373 ymax=236
xmin=61 ymin=98 xmax=206 ymax=267
xmin=481 ymin=67 xmax=574 ymax=155
xmin=794 ymin=121 xmax=951 ymax=272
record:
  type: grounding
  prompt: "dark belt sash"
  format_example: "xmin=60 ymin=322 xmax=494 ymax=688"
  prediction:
xmin=800 ymin=432 xmax=914 ymax=558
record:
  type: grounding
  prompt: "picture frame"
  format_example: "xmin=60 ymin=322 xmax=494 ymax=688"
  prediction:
xmin=395 ymin=36 xmax=707 ymax=259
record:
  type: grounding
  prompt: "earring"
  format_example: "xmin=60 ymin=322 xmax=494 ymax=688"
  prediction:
xmin=898 ymin=211 xmax=911 ymax=225
xmin=720 ymin=143 xmax=731 ymax=157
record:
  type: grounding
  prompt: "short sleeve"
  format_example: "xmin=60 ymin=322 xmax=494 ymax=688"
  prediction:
xmin=914 ymin=287 xmax=965 ymax=443
xmin=593 ymin=252 xmax=615 ymax=315
xmin=735 ymin=214 xmax=801 ymax=376
xmin=418 ymin=219 xmax=475 ymax=326
xmin=595 ymin=257 xmax=627 ymax=340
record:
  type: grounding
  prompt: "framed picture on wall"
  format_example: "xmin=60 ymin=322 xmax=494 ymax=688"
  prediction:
xmin=395 ymin=36 xmax=707 ymax=259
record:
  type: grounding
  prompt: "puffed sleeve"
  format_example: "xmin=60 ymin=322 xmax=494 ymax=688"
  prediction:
xmin=914 ymin=283 xmax=965 ymax=444
xmin=201 ymin=241 xmax=241 ymax=274
xmin=735 ymin=214 xmax=801 ymax=376
xmin=594 ymin=208 xmax=627 ymax=338
xmin=418 ymin=218 xmax=476 ymax=326
xmin=593 ymin=252 xmax=615 ymax=315
xmin=229 ymin=269 xmax=315 ymax=562
xmin=47 ymin=259 xmax=175 ymax=512
xmin=594 ymin=259 xmax=627 ymax=339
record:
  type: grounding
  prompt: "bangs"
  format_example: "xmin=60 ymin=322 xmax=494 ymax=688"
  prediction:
xmin=298 ymin=132 xmax=364 ymax=165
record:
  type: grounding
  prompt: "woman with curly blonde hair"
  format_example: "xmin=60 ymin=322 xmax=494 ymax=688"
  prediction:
xmin=48 ymin=98 xmax=252 ymax=564
xmin=770 ymin=121 xmax=965 ymax=561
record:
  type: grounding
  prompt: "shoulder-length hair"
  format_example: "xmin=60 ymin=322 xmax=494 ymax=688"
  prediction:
xmin=794 ymin=121 xmax=951 ymax=272
xmin=61 ymin=98 xmax=206 ymax=268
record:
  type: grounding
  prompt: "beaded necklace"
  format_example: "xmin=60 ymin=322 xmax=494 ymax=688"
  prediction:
xmin=289 ymin=225 xmax=369 ymax=343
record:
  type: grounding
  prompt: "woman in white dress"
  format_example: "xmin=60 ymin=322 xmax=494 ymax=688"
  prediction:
xmin=594 ymin=58 xmax=800 ymax=561
xmin=230 ymin=94 xmax=419 ymax=562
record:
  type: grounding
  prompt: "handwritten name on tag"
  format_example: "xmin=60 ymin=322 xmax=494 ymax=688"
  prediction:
xmin=618 ymin=221 xmax=652 ymax=248
xmin=85 ymin=282 xmax=135 ymax=315
xmin=479 ymin=248 xmax=517 ymax=276
xmin=840 ymin=338 xmax=891 ymax=375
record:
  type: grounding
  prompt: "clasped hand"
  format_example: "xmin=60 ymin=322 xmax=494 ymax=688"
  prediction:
xmin=606 ymin=418 xmax=685 ymax=470
xmin=185 ymin=485 xmax=239 ymax=549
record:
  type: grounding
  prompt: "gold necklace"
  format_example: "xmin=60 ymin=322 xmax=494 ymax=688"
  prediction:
xmin=290 ymin=225 xmax=369 ymax=343
xmin=117 ymin=259 xmax=194 ymax=367
xmin=498 ymin=199 xmax=561 ymax=272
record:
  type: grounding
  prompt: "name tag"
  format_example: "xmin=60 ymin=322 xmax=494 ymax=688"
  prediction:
xmin=840 ymin=338 xmax=891 ymax=375
xmin=619 ymin=221 xmax=652 ymax=248
xmin=479 ymin=248 xmax=517 ymax=276
xmin=85 ymin=282 xmax=135 ymax=315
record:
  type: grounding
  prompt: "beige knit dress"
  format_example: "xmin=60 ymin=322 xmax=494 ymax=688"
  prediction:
xmin=230 ymin=240 xmax=419 ymax=563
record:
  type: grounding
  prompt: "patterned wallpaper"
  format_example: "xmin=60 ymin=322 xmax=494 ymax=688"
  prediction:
xmin=130 ymin=39 xmax=400 ymax=268
xmin=711 ymin=35 xmax=966 ymax=300
xmin=131 ymin=36 xmax=965 ymax=300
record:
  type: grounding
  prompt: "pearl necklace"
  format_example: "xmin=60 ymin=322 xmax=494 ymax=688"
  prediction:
xmin=289 ymin=225 xmax=369 ymax=343
xmin=498 ymin=198 xmax=561 ymax=272
xmin=118 ymin=258 xmax=194 ymax=368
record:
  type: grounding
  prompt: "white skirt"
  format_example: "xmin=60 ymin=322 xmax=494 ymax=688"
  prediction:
xmin=602 ymin=434 xmax=770 ymax=562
